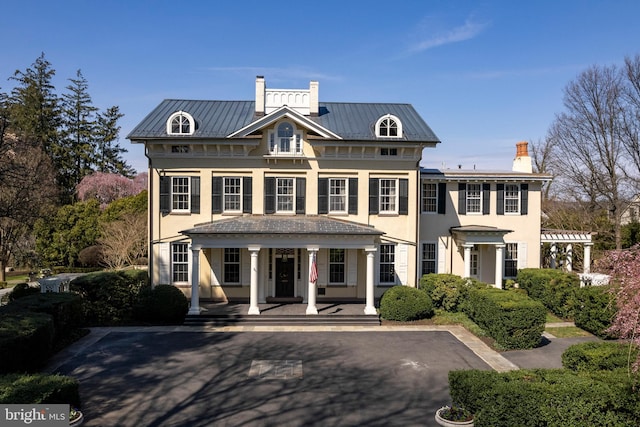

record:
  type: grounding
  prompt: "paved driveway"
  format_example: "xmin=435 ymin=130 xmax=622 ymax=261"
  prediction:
xmin=54 ymin=330 xmax=491 ymax=427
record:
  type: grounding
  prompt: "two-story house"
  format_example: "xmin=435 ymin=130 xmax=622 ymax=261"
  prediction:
xmin=128 ymin=77 xmax=551 ymax=316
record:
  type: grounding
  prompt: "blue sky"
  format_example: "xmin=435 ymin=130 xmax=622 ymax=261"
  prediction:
xmin=2 ymin=0 xmax=640 ymax=173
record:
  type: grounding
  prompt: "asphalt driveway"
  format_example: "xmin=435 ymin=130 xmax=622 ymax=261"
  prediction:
xmin=54 ymin=330 xmax=491 ymax=427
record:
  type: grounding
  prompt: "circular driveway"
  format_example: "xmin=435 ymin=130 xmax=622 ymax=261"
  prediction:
xmin=54 ymin=329 xmax=491 ymax=427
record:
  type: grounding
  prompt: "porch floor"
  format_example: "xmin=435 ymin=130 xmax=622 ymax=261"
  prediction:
xmin=198 ymin=301 xmax=370 ymax=316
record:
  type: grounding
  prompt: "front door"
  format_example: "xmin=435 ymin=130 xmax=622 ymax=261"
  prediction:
xmin=275 ymin=257 xmax=295 ymax=297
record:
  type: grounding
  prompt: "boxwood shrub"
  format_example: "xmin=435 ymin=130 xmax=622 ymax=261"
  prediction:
xmin=9 ymin=292 xmax=84 ymax=341
xmin=573 ymin=285 xmax=616 ymax=338
xmin=379 ymin=285 xmax=433 ymax=321
xmin=516 ymin=268 xmax=580 ymax=319
xmin=419 ymin=274 xmax=489 ymax=312
xmin=8 ymin=283 xmax=40 ymax=302
xmin=464 ymin=288 xmax=545 ymax=349
xmin=449 ymin=369 xmax=639 ymax=426
xmin=71 ymin=270 xmax=149 ymax=325
xmin=133 ymin=284 xmax=188 ymax=324
xmin=562 ymin=341 xmax=639 ymax=372
xmin=0 ymin=310 xmax=54 ymax=373
xmin=0 ymin=373 xmax=80 ymax=407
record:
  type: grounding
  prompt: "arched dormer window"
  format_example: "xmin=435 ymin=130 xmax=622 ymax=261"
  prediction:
xmin=167 ymin=111 xmax=195 ymax=135
xmin=268 ymin=121 xmax=303 ymax=155
xmin=375 ymin=114 xmax=402 ymax=138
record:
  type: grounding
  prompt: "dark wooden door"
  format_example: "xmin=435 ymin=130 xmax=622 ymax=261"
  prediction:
xmin=275 ymin=257 xmax=295 ymax=297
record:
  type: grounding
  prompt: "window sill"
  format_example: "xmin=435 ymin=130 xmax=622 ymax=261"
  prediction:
xmin=221 ymin=212 xmax=243 ymax=216
xmin=378 ymin=212 xmax=399 ymax=217
xmin=377 ymin=283 xmax=396 ymax=287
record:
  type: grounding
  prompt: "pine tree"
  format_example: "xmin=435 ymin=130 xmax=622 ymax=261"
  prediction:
xmin=95 ymin=106 xmax=135 ymax=177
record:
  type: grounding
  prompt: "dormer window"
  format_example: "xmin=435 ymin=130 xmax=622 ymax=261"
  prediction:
xmin=167 ymin=111 xmax=195 ymax=135
xmin=376 ymin=114 xmax=402 ymax=138
xmin=268 ymin=121 xmax=303 ymax=156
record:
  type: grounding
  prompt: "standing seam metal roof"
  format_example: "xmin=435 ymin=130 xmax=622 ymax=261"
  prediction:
xmin=127 ymin=99 xmax=440 ymax=142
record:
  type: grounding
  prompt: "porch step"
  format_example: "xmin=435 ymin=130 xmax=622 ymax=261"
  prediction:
xmin=184 ymin=313 xmax=381 ymax=327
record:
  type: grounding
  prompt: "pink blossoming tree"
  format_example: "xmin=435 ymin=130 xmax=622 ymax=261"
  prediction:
xmin=76 ymin=172 xmax=146 ymax=207
xmin=596 ymin=244 xmax=640 ymax=372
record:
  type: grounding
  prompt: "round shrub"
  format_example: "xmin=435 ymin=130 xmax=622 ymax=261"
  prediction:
xmin=573 ymin=285 xmax=616 ymax=338
xmin=379 ymin=285 xmax=433 ymax=322
xmin=133 ymin=285 xmax=188 ymax=324
xmin=562 ymin=341 xmax=639 ymax=372
xmin=8 ymin=283 xmax=40 ymax=302
xmin=0 ymin=311 xmax=54 ymax=373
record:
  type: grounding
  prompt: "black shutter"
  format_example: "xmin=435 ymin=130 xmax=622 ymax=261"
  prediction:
xmin=160 ymin=176 xmax=170 ymax=214
xmin=458 ymin=183 xmax=466 ymax=215
xmin=482 ymin=183 xmax=490 ymax=215
xmin=211 ymin=177 xmax=222 ymax=214
xmin=399 ymin=179 xmax=409 ymax=215
xmin=369 ymin=178 xmax=379 ymax=214
xmin=497 ymin=183 xmax=505 ymax=215
xmin=437 ymin=182 xmax=446 ymax=214
xmin=521 ymin=183 xmax=529 ymax=215
xmin=296 ymin=177 xmax=306 ymax=214
xmin=348 ymin=178 xmax=358 ymax=214
xmin=243 ymin=177 xmax=252 ymax=214
xmin=318 ymin=178 xmax=328 ymax=214
xmin=264 ymin=177 xmax=275 ymax=214
xmin=191 ymin=177 xmax=200 ymax=214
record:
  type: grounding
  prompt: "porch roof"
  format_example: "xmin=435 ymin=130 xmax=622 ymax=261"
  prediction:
xmin=450 ymin=225 xmax=513 ymax=245
xmin=182 ymin=215 xmax=384 ymax=236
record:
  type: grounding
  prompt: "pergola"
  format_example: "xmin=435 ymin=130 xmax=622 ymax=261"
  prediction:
xmin=540 ymin=228 xmax=594 ymax=273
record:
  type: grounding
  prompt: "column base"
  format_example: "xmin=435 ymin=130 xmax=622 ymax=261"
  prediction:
xmin=188 ymin=306 xmax=201 ymax=315
xmin=364 ymin=306 xmax=377 ymax=315
xmin=306 ymin=305 xmax=318 ymax=315
xmin=248 ymin=306 xmax=260 ymax=315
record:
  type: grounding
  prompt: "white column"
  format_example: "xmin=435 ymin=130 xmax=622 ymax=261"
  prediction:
xmin=565 ymin=243 xmax=573 ymax=272
xmin=188 ymin=246 xmax=201 ymax=315
xmin=495 ymin=244 xmax=505 ymax=289
xmin=550 ymin=243 xmax=557 ymax=269
xmin=306 ymin=249 xmax=318 ymax=315
xmin=248 ymin=248 xmax=260 ymax=315
xmin=463 ymin=244 xmax=473 ymax=278
xmin=583 ymin=243 xmax=593 ymax=274
xmin=364 ymin=248 xmax=377 ymax=315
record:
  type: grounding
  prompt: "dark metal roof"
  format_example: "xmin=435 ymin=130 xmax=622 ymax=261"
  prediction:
xmin=182 ymin=215 xmax=384 ymax=236
xmin=421 ymin=168 xmax=552 ymax=181
xmin=127 ymin=99 xmax=440 ymax=143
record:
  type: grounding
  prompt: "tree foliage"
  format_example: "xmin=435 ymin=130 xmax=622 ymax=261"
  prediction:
xmin=77 ymin=172 xmax=146 ymax=207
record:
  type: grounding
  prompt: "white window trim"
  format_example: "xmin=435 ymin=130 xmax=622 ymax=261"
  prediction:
xmin=223 ymin=177 xmax=243 ymax=213
xmin=328 ymin=178 xmax=348 ymax=214
xmin=504 ymin=184 xmax=521 ymax=215
xmin=268 ymin=121 xmax=304 ymax=156
xmin=171 ymin=176 xmax=190 ymax=213
xmin=276 ymin=177 xmax=296 ymax=213
xmin=171 ymin=242 xmax=190 ymax=285
xmin=421 ymin=181 xmax=438 ymax=214
xmin=328 ymin=248 xmax=346 ymax=285
xmin=421 ymin=242 xmax=437 ymax=275
xmin=375 ymin=114 xmax=403 ymax=138
xmin=223 ymin=248 xmax=242 ymax=285
xmin=378 ymin=243 xmax=396 ymax=285
xmin=379 ymin=178 xmax=399 ymax=214
xmin=504 ymin=242 xmax=519 ymax=278
xmin=466 ymin=183 xmax=483 ymax=215
xmin=166 ymin=111 xmax=195 ymax=136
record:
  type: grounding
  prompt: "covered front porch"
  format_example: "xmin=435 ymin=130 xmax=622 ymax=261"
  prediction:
xmin=181 ymin=216 xmax=384 ymax=316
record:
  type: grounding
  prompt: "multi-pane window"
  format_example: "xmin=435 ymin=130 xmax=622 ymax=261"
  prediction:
xmin=504 ymin=184 xmax=520 ymax=214
xmin=224 ymin=177 xmax=242 ymax=212
xmin=329 ymin=249 xmax=345 ymax=284
xmin=421 ymin=243 xmax=437 ymax=275
xmin=171 ymin=114 xmax=191 ymax=134
xmin=505 ymin=243 xmax=518 ymax=278
xmin=379 ymin=118 xmax=398 ymax=137
xmin=422 ymin=182 xmax=438 ymax=213
xmin=380 ymin=179 xmax=397 ymax=213
xmin=224 ymin=248 xmax=240 ymax=283
xmin=172 ymin=243 xmax=189 ymax=283
xmin=269 ymin=122 xmax=302 ymax=155
xmin=470 ymin=248 xmax=479 ymax=277
xmin=329 ymin=178 xmax=347 ymax=213
xmin=379 ymin=244 xmax=395 ymax=284
xmin=276 ymin=178 xmax=295 ymax=212
xmin=466 ymin=183 xmax=482 ymax=214
xmin=172 ymin=177 xmax=190 ymax=212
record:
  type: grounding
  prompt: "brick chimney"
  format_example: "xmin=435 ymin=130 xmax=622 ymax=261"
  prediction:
xmin=255 ymin=76 xmax=265 ymax=116
xmin=512 ymin=141 xmax=532 ymax=173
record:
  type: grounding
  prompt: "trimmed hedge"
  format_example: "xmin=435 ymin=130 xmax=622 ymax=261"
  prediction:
xmin=573 ymin=285 xmax=616 ymax=338
xmin=516 ymin=268 xmax=580 ymax=319
xmin=71 ymin=270 xmax=149 ymax=325
xmin=562 ymin=341 xmax=639 ymax=372
xmin=133 ymin=284 xmax=188 ymax=324
xmin=449 ymin=369 xmax=639 ymax=426
xmin=464 ymin=288 xmax=546 ymax=349
xmin=9 ymin=292 xmax=84 ymax=341
xmin=0 ymin=373 xmax=80 ymax=406
xmin=419 ymin=274 xmax=490 ymax=312
xmin=0 ymin=311 xmax=54 ymax=373
xmin=379 ymin=285 xmax=434 ymax=321
xmin=8 ymin=282 xmax=40 ymax=302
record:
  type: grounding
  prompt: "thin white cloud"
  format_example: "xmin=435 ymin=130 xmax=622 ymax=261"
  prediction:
xmin=408 ymin=18 xmax=489 ymax=53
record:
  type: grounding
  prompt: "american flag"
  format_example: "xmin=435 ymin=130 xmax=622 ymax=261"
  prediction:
xmin=309 ymin=252 xmax=318 ymax=283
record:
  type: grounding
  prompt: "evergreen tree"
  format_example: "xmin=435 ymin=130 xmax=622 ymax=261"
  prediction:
xmin=95 ymin=106 xmax=135 ymax=177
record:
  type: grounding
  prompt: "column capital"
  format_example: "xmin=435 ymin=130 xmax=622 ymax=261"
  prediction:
xmin=364 ymin=247 xmax=377 ymax=254
xmin=248 ymin=246 xmax=261 ymax=253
